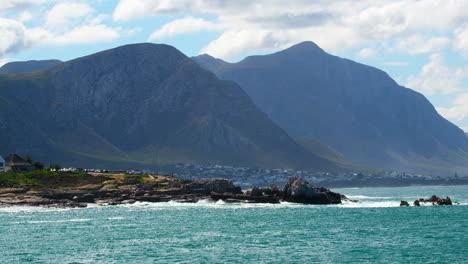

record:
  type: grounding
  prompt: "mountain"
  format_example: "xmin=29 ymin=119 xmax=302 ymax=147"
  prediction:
xmin=0 ymin=43 xmax=349 ymax=171
xmin=193 ymin=42 xmax=468 ymax=175
xmin=0 ymin=60 xmax=62 ymax=74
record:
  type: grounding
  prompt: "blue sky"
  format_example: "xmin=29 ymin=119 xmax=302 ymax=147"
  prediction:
xmin=1 ymin=0 xmax=468 ymax=132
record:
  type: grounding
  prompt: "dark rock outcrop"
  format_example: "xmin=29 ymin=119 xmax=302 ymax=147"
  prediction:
xmin=181 ymin=179 xmax=242 ymax=195
xmin=245 ymin=186 xmax=263 ymax=196
xmin=283 ymin=177 xmax=342 ymax=204
xmin=400 ymin=200 xmax=410 ymax=206
xmin=400 ymin=195 xmax=454 ymax=206
xmin=0 ymin=175 xmax=345 ymax=207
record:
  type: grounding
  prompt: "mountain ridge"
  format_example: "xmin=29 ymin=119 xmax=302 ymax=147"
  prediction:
xmin=0 ymin=43 xmax=353 ymax=171
xmin=0 ymin=60 xmax=63 ymax=74
xmin=193 ymin=41 xmax=468 ymax=175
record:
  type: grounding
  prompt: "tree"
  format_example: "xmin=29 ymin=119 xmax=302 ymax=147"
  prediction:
xmin=49 ymin=164 xmax=62 ymax=171
xmin=33 ymin=162 xmax=44 ymax=170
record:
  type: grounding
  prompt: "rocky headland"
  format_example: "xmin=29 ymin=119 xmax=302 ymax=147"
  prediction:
xmin=0 ymin=171 xmax=345 ymax=208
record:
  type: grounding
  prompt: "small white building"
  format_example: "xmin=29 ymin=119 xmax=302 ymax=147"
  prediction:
xmin=0 ymin=155 xmax=4 ymax=171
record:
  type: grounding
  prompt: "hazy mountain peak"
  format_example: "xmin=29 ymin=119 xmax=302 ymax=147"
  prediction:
xmin=195 ymin=41 xmax=468 ymax=175
xmin=284 ymin=41 xmax=324 ymax=53
xmin=191 ymin=54 xmax=229 ymax=73
xmin=0 ymin=59 xmax=62 ymax=74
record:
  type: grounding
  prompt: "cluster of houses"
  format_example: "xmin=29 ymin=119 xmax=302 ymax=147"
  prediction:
xmin=0 ymin=154 xmax=35 ymax=172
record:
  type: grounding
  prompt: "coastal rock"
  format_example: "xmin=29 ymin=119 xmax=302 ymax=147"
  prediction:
xmin=425 ymin=195 xmax=453 ymax=205
xmin=399 ymin=195 xmax=453 ymax=206
xmin=72 ymin=194 xmax=95 ymax=203
xmin=283 ymin=177 xmax=342 ymax=204
xmin=245 ymin=187 xmax=263 ymax=196
xmin=181 ymin=179 xmax=242 ymax=195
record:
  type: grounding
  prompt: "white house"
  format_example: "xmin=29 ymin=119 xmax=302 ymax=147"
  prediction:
xmin=0 ymin=155 xmax=4 ymax=171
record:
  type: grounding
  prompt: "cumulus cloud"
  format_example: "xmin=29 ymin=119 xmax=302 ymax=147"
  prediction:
xmin=0 ymin=1 xmax=125 ymax=58
xmin=453 ymin=27 xmax=468 ymax=55
xmin=18 ymin=10 xmax=32 ymax=22
xmin=390 ymin=35 xmax=451 ymax=55
xmin=0 ymin=18 xmax=31 ymax=56
xmin=0 ymin=0 xmax=52 ymax=11
xmin=406 ymin=54 xmax=468 ymax=95
xmin=357 ymin=47 xmax=375 ymax=59
xmin=148 ymin=16 xmax=223 ymax=40
xmin=45 ymin=2 xmax=94 ymax=30
xmin=113 ymin=0 xmax=468 ymax=59
xmin=51 ymin=24 xmax=120 ymax=45
xmin=0 ymin=57 xmax=15 ymax=67
xmin=437 ymin=93 xmax=468 ymax=124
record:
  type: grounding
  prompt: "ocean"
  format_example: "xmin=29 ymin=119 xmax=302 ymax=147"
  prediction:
xmin=1 ymin=185 xmax=467 ymax=263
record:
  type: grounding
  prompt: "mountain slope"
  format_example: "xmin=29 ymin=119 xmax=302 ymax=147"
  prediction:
xmin=0 ymin=60 xmax=62 ymax=74
xmin=193 ymin=42 xmax=468 ymax=175
xmin=0 ymin=43 xmax=345 ymax=171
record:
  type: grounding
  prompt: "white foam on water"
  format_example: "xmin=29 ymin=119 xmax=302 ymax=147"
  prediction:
xmin=215 ymin=199 xmax=226 ymax=205
xmin=0 ymin=206 xmax=74 ymax=213
xmin=197 ymin=198 xmax=216 ymax=204
xmin=106 ymin=216 xmax=127 ymax=220
xmin=16 ymin=218 xmax=93 ymax=224
xmin=334 ymin=200 xmax=399 ymax=208
xmin=346 ymin=195 xmax=393 ymax=199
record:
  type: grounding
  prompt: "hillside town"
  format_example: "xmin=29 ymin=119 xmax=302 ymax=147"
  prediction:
xmin=1 ymin=154 xmax=467 ymax=188
xmin=172 ymin=164 xmax=468 ymax=188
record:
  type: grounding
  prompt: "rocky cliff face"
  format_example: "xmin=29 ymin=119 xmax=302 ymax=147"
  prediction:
xmin=0 ymin=60 xmax=62 ymax=74
xmin=193 ymin=42 xmax=468 ymax=174
xmin=0 ymin=43 xmax=342 ymax=171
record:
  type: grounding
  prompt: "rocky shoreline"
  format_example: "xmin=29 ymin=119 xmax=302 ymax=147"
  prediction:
xmin=0 ymin=173 xmax=345 ymax=208
xmin=400 ymin=195 xmax=456 ymax=206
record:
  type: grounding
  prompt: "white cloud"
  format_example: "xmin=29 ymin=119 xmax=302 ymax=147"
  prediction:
xmin=18 ymin=10 xmax=32 ymax=22
xmin=0 ymin=3 xmax=125 ymax=58
xmin=453 ymin=27 xmax=468 ymax=55
xmin=390 ymin=35 xmax=451 ymax=55
xmin=0 ymin=18 xmax=30 ymax=56
xmin=51 ymin=24 xmax=120 ymax=45
xmin=406 ymin=54 xmax=468 ymax=96
xmin=45 ymin=2 xmax=94 ymax=30
xmin=0 ymin=0 xmax=52 ymax=11
xmin=357 ymin=47 xmax=375 ymax=59
xmin=148 ymin=16 xmax=223 ymax=40
xmin=113 ymin=0 xmax=468 ymax=59
xmin=437 ymin=93 xmax=468 ymax=123
xmin=0 ymin=57 xmax=15 ymax=67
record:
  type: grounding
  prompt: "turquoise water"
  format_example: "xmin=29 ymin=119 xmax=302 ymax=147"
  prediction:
xmin=1 ymin=185 xmax=467 ymax=263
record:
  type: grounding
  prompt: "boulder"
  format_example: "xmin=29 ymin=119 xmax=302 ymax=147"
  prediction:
xmin=262 ymin=184 xmax=283 ymax=196
xmin=72 ymin=193 xmax=95 ymax=203
xmin=400 ymin=200 xmax=409 ymax=206
xmin=181 ymin=179 xmax=242 ymax=194
xmin=425 ymin=195 xmax=453 ymax=205
xmin=413 ymin=200 xmax=420 ymax=206
xmin=438 ymin=197 xmax=452 ymax=205
xmin=245 ymin=187 xmax=263 ymax=196
xmin=283 ymin=177 xmax=342 ymax=204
